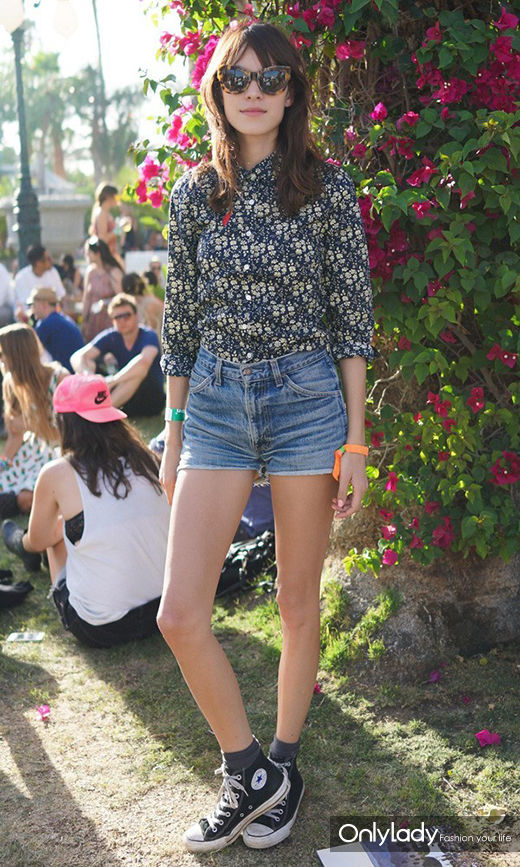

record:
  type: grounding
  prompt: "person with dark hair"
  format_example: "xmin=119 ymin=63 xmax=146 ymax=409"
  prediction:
xmin=157 ymin=21 xmax=374 ymax=853
xmin=28 ymin=287 xmax=84 ymax=372
xmin=2 ymin=373 xmax=169 ymax=648
xmin=60 ymin=254 xmax=83 ymax=292
xmin=71 ymin=293 xmax=164 ymax=417
xmin=122 ymin=272 xmax=163 ymax=337
xmin=13 ymin=245 xmax=65 ymax=317
xmin=81 ymin=236 xmax=123 ymax=342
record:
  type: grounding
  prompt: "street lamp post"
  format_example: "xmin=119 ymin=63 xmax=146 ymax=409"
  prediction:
xmin=11 ymin=23 xmax=41 ymax=268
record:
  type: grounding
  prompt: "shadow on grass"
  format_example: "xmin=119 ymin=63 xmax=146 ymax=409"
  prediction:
xmin=0 ymin=652 xmax=121 ymax=867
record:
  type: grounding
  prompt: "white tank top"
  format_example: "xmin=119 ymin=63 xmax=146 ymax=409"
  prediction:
xmin=64 ymin=466 xmax=170 ymax=625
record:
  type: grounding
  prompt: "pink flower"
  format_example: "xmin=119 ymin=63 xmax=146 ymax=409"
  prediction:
xmin=487 ymin=343 xmax=518 ymax=368
xmin=398 ymin=336 xmax=411 ymax=350
xmin=475 ymin=729 xmax=501 ymax=747
xmin=159 ymin=31 xmax=174 ymax=47
xmin=490 ymin=451 xmax=520 ymax=485
xmin=192 ymin=35 xmax=219 ymax=89
xmin=370 ymin=102 xmax=388 ymax=122
xmin=396 ymin=111 xmax=420 ymax=130
xmin=442 ymin=417 xmax=457 ymax=433
xmin=413 ymin=412 xmax=422 ymax=423
xmin=462 ymin=694 xmax=470 ymax=704
xmin=409 ymin=517 xmax=420 ymax=529
xmin=336 ymin=40 xmax=365 ymax=61
xmin=459 ymin=190 xmax=476 ymax=209
xmin=438 ymin=450 xmax=450 ymax=462
xmin=316 ymin=5 xmax=335 ymax=28
xmin=440 ymin=106 xmax=453 ymax=121
xmin=140 ymin=155 xmax=161 ymax=181
xmin=149 ymin=187 xmax=165 ymax=208
xmin=379 ymin=508 xmax=394 ymax=520
xmin=381 ymin=524 xmax=397 ymax=540
xmin=371 ymin=431 xmax=384 ymax=447
xmin=352 ymin=143 xmax=367 ymax=159
xmin=432 ymin=516 xmax=455 ymax=548
xmin=429 ymin=669 xmax=441 ymax=682
xmin=407 ymin=158 xmax=439 ymax=187
xmin=410 ymin=534 xmax=424 ymax=549
xmin=136 ymin=179 xmax=148 ymax=204
xmin=467 ymin=387 xmax=485 ymax=414
xmin=36 ymin=705 xmax=51 ymax=721
xmin=302 ymin=7 xmax=317 ymax=29
xmin=382 ymin=548 xmax=398 ymax=566
xmin=314 ymin=681 xmax=322 ymax=694
xmin=439 ymin=329 xmax=456 ymax=344
xmin=169 ymin=0 xmax=187 ymax=13
xmin=291 ymin=33 xmax=312 ymax=50
xmin=491 ymin=35 xmax=513 ymax=64
xmin=385 ymin=471 xmax=398 ymax=491
xmin=287 ymin=2 xmax=300 ymax=17
xmin=423 ymin=20 xmax=442 ymax=45
xmin=242 ymin=2 xmax=254 ymax=13
xmin=493 ymin=7 xmax=519 ymax=31
xmin=424 ymin=501 xmax=440 ymax=514
xmin=412 ymin=200 xmax=434 ymax=219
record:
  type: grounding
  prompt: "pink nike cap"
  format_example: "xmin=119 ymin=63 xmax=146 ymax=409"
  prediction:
xmin=53 ymin=374 xmax=127 ymax=423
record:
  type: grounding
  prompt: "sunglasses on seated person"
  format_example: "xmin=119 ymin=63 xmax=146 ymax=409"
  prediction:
xmin=217 ymin=65 xmax=291 ymax=95
xmin=112 ymin=311 xmax=134 ymax=321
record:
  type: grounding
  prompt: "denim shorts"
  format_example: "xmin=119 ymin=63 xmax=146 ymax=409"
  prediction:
xmin=178 ymin=345 xmax=348 ymax=477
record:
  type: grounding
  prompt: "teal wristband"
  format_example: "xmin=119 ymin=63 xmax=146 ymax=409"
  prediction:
xmin=164 ymin=407 xmax=186 ymax=422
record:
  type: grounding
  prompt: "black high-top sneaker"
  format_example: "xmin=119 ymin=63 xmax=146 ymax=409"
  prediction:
xmin=242 ymin=755 xmax=305 ymax=848
xmin=183 ymin=747 xmax=290 ymax=853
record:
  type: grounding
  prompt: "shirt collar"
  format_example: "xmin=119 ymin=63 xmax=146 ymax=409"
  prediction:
xmin=238 ymin=151 xmax=276 ymax=185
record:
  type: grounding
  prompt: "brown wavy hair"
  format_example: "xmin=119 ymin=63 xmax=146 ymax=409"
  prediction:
xmin=56 ymin=413 xmax=162 ymax=500
xmin=0 ymin=324 xmax=62 ymax=443
xmin=196 ymin=21 xmax=324 ymax=216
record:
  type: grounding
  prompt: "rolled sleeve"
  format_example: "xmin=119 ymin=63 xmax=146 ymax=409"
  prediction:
xmin=324 ymin=170 xmax=375 ymax=362
xmin=161 ymin=173 xmax=202 ymax=377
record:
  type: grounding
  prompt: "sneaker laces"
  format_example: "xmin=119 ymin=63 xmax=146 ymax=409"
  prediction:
xmin=205 ymin=762 xmax=248 ymax=833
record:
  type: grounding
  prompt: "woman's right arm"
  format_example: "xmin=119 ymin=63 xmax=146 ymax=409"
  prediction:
xmin=82 ymin=268 xmax=93 ymax=326
xmin=159 ymin=375 xmax=189 ymax=505
xmin=159 ymin=174 xmax=203 ymax=504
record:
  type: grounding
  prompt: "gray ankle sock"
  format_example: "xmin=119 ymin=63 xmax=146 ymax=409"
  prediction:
xmin=223 ymin=736 xmax=261 ymax=771
xmin=269 ymin=736 xmax=300 ymax=763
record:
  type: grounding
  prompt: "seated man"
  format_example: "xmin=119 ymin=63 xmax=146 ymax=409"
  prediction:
xmin=29 ymin=287 xmax=84 ymax=372
xmin=14 ymin=245 xmax=65 ymax=318
xmin=70 ymin=293 xmax=165 ymax=417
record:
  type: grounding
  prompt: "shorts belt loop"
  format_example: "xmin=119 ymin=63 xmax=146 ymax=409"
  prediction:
xmin=269 ymin=359 xmax=283 ymax=387
xmin=215 ymin=357 xmax=222 ymax=386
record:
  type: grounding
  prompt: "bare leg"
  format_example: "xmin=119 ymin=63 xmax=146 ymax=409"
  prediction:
xmin=269 ymin=473 xmax=337 ymax=743
xmin=157 ymin=468 xmax=255 ymax=753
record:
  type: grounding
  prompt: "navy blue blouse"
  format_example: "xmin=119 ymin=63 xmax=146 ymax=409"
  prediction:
xmin=161 ymin=153 xmax=374 ymax=376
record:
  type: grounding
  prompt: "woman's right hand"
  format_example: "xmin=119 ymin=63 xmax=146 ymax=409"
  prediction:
xmin=159 ymin=436 xmax=182 ymax=505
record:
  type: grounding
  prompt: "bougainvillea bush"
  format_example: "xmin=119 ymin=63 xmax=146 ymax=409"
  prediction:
xmin=134 ymin=0 xmax=520 ymax=571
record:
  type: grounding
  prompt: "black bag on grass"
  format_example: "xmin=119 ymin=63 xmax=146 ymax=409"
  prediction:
xmin=216 ymin=531 xmax=276 ymax=598
xmin=0 ymin=570 xmax=33 ymax=609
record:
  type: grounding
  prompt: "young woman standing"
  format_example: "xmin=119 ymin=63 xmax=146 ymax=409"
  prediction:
xmin=158 ymin=22 xmax=374 ymax=853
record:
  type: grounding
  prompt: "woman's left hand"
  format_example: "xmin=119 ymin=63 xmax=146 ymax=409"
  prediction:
xmin=332 ymin=452 xmax=368 ymax=519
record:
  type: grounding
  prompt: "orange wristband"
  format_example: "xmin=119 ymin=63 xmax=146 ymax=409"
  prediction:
xmin=332 ymin=443 xmax=369 ymax=480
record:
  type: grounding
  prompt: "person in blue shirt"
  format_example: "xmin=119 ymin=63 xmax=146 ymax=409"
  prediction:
xmin=29 ymin=287 xmax=84 ymax=373
xmin=70 ymin=293 xmax=164 ymax=417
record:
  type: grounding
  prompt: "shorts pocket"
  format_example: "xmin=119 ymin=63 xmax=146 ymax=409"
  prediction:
xmin=189 ymin=367 xmax=215 ymax=394
xmin=284 ymin=355 xmax=341 ymax=398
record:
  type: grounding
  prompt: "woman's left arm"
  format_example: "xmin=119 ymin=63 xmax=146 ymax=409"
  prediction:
xmin=332 ymin=356 xmax=368 ymax=518
xmin=26 ymin=465 xmax=62 ymax=552
xmin=323 ymin=169 xmax=375 ymax=518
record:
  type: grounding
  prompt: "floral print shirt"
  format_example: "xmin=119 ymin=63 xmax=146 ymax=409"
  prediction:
xmin=161 ymin=153 xmax=374 ymax=376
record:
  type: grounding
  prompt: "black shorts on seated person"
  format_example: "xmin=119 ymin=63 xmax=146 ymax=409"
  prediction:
xmin=51 ymin=572 xmax=160 ymax=649
xmin=120 ymin=370 xmax=165 ymax=417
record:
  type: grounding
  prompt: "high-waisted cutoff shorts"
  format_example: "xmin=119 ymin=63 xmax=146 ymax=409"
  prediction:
xmin=178 ymin=345 xmax=348 ymax=478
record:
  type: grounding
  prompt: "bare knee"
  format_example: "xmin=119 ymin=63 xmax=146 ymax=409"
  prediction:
xmin=16 ymin=489 xmax=33 ymax=514
xmin=276 ymin=578 xmax=320 ymax=632
xmin=157 ymin=604 xmax=211 ymax=648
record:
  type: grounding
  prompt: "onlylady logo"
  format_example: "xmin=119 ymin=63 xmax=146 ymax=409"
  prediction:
xmin=337 ymin=820 xmax=440 ymax=847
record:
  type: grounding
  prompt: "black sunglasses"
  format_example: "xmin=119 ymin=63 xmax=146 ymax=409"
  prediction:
xmin=217 ymin=65 xmax=291 ymax=95
xmin=112 ymin=311 xmax=133 ymax=321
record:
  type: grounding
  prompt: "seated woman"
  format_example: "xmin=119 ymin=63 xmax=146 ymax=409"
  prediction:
xmin=2 ymin=374 xmax=169 ymax=648
xmin=0 ymin=323 xmax=69 ymax=518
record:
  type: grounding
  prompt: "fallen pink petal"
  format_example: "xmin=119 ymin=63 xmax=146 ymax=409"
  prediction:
xmin=475 ymin=728 xmax=501 ymax=747
xmin=36 ymin=705 xmax=51 ymax=721
xmin=429 ymin=670 xmax=441 ymax=683
xmin=314 ymin=682 xmax=322 ymax=694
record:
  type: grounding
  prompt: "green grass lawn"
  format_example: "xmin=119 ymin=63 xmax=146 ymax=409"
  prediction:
xmin=0 ymin=414 xmax=518 ymax=865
